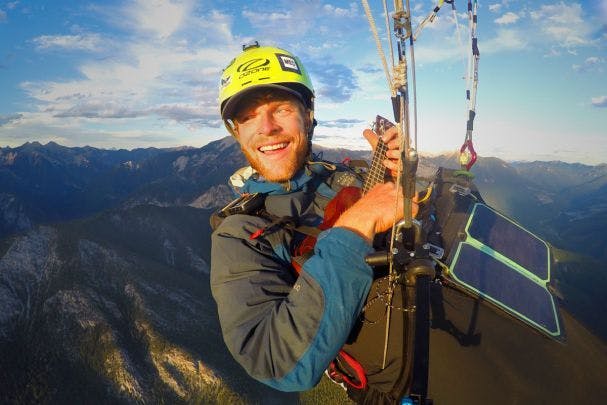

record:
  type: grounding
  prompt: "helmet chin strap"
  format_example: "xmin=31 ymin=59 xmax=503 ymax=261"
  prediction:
xmin=224 ymin=119 xmax=237 ymax=138
xmin=307 ymin=110 xmax=316 ymax=141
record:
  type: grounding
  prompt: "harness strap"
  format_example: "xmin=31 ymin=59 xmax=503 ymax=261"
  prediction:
xmin=328 ymin=350 xmax=368 ymax=390
xmin=286 ymin=188 xmax=369 ymax=391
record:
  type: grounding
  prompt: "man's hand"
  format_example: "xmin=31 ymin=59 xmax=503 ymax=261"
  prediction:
xmin=334 ymin=182 xmax=418 ymax=244
xmin=363 ymin=126 xmax=401 ymax=179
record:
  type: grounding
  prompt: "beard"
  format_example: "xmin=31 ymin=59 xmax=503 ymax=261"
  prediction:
xmin=241 ymin=138 xmax=309 ymax=183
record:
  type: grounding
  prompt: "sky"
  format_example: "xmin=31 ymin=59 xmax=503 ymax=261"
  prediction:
xmin=0 ymin=0 xmax=606 ymax=164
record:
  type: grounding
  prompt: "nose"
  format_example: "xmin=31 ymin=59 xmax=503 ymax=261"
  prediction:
xmin=258 ymin=110 xmax=280 ymax=135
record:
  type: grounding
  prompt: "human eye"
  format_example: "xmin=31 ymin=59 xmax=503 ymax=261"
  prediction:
xmin=236 ymin=111 xmax=256 ymax=124
xmin=275 ymin=104 xmax=295 ymax=117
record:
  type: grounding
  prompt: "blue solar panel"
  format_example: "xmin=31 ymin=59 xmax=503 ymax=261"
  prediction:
xmin=450 ymin=243 xmax=560 ymax=336
xmin=443 ymin=203 xmax=562 ymax=339
xmin=467 ymin=204 xmax=549 ymax=281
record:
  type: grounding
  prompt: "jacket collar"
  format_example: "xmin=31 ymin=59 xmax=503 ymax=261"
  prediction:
xmin=230 ymin=161 xmax=335 ymax=196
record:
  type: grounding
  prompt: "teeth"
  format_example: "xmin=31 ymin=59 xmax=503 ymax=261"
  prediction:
xmin=259 ymin=142 xmax=288 ymax=152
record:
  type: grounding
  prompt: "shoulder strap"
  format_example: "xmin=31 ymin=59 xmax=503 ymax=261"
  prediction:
xmin=211 ymin=163 xmax=356 ymax=232
xmin=209 ymin=192 xmax=267 ymax=231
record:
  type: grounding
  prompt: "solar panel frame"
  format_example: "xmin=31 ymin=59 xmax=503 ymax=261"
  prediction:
xmin=446 ymin=203 xmax=562 ymax=339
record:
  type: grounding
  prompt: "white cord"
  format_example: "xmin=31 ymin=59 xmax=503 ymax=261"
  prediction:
xmin=361 ymin=0 xmax=395 ymax=97
xmin=383 ymin=0 xmax=395 ymax=69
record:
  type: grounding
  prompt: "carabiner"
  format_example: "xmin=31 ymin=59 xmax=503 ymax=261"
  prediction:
xmin=459 ymin=139 xmax=477 ymax=171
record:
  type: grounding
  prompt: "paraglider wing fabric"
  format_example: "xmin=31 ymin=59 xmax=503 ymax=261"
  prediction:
xmin=428 ymin=286 xmax=607 ymax=404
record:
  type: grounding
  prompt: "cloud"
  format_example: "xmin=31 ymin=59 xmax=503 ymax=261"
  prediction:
xmin=12 ymin=2 xmax=241 ymax=149
xmin=414 ymin=43 xmax=463 ymax=64
xmin=241 ymin=0 xmax=320 ymax=37
xmin=308 ymin=62 xmax=359 ymax=103
xmin=32 ymin=34 xmax=103 ymax=52
xmin=529 ymin=3 xmax=592 ymax=49
xmin=151 ymin=104 xmax=220 ymax=126
xmin=494 ymin=12 xmax=519 ymax=25
xmin=476 ymin=3 xmax=597 ymax=58
xmin=483 ymin=29 xmax=527 ymax=53
xmin=52 ymin=102 xmax=142 ymax=119
xmin=242 ymin=10 xmax=312 ymax=38
xmin=195 ymin=10 xmax=235 ymax=44
xmin=297 ymin=41 xmax=344 ymax=55
xmin=489 ymin=4 xmax=502 ymax=13
xmin=0 ymin=111 xmax=201 ymax=148
xmin=357 ymin=64 xmax=382 ymax=74
xmin=0 ymin=9 xmax=6 ymax=22
xmin=591 ymin=95 xmax=607 ymax=107
xmin=43 ymin=92 xmax=220 ymax=125
xmin=318 ymin=118 xmax=365 ymax=128
xmin=572 ymin=56 xmax=605 ymax=73
xmin=0 ymin=113 xmax=23 ymax=127
xmin=122 ymin=0 xmax=194 ymax=39
xmin=242 ymin=10 xmax=292 ymax=25
xmin=322 ymin=3 xmax=358 ymax=18
xmin=601 ymin=0 xmax=607 ymax=24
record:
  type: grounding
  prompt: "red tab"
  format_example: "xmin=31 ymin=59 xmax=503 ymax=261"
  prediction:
xmin=328 ymin=350 xmax=367 ymax=390
xmin=249 ymin=228 xmax=264 ymax=240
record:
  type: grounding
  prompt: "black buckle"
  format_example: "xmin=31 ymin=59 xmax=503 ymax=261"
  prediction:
xmin=220 ymin=193 xmax=264 ymax=217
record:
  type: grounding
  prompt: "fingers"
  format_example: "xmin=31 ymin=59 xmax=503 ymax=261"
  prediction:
xmin=383 ymin=158 xmax=399 ymax=173
xmin=382 ymin=127 xmax=401 ymax=156
xmin=363 ymin=128 xmax=379 ymax=150
xmin=364 ymin=182 xmax=400 ymax=206
xmin=365 ymin=182 xmax=404 ymax=232
xmin=363 ymin=123 xmax=402 ymax=180
xmin=384 ymin=145 xmax=401 ymax=179
xmin=382 ymin=126 xmax=399 ymax=144
xmin=363 ymin=125 xmax=400 ymax=149
xmin=385 ymin=149 xmax=400 ymax=160
xmin=357 ymin=182 xmax=423 ymax=233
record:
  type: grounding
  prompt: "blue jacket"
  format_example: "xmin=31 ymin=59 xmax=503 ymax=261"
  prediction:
xmin=210 ymin=163 xmax=374 ymax=391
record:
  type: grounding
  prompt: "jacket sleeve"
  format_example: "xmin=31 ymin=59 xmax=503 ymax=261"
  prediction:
xmin=210 ymin=213 xmax=374 ymax=391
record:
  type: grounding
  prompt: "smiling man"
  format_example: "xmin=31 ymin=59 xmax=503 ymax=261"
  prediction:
xmin=210 ymin=43 xmax=406 ymax=395
xmin=229 ymin=89 xmax=310 ymax=183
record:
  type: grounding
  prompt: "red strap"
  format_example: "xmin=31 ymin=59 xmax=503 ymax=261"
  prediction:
xmin=249 ymin=228 xmax=265 ymax=240
xmin=329 ymin=350 xmax=367 ymax=390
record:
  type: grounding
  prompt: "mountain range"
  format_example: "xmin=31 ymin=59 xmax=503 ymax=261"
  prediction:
xmin=0 ymin=138 xmax=605 ymax=403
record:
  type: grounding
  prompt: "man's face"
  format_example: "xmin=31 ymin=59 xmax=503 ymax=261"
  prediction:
xmin=233 ymin=91 xmax=310 ymax=183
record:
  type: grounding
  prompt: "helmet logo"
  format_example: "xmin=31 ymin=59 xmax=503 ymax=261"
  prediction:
xmin=237 ymin=58 xmax=271 ymax=79
xmin=237 ymin=58 xmax=270 ymax=72
xmin=220 ymin=75 xmax=231 ymax=88
xmin=276 ymin=53 xmax=301 ymax=74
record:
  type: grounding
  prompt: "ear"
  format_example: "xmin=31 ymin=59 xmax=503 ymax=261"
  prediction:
xmin=304 ymin=109 xmax=314 ymax=132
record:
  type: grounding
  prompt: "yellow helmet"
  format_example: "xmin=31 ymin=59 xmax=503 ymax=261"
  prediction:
xmin=219 ymin=42 xmax=315 ymax=121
